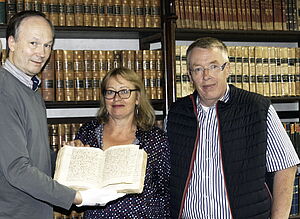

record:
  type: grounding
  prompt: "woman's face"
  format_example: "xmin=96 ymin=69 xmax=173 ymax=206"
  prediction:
xmin=105 ymin=75 xmax=140 ymax=121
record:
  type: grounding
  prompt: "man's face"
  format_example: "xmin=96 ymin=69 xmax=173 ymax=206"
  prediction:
xmin=8 ymin=16 xmax=53 ymax=76
xmin=189 ymin=47 xmax=230 ymax=107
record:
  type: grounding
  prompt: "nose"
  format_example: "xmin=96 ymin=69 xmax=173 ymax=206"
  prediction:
xmin=202 ymin=68 xmax=212 ymax=79
xmin=36 ymin=45 xmax=46 ymax=58
xmin=113 ymin=92 xmax=122 ymax=100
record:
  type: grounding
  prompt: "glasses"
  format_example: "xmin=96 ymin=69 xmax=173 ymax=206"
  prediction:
xmin=104 ymin=89 xmax=139 ymax=100
xmin=190 ymin=62 xmax=228 ymax=75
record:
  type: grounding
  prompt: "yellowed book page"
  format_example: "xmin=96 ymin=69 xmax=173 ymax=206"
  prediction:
xmin=102 ymin=144 xmax=147 ymax=193
xmin=54 ymin=146 xmax=105 ymax=190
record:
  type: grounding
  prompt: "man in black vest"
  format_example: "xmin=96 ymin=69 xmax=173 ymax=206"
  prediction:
xmin=167 ymin=37 xmax=299 ymax=219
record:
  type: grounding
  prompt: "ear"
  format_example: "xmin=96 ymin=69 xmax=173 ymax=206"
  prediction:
xmin=8 ymin=36 xmax=16 ymax=52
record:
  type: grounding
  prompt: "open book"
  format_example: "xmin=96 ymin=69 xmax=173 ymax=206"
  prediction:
xmin=54 ymin=144 xmax=147 ymax=194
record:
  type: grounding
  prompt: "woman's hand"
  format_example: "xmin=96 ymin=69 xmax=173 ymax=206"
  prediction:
xmin=63 ymin=140 xmax=90 ymax=147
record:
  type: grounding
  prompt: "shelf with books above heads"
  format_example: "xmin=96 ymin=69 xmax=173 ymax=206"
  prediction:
xmin=175 ymin=29 xmax=300 ymax=43
xmin=270 ymin=97 xmax=300 ymax=120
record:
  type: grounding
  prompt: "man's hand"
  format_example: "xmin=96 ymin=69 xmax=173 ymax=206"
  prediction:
xmin=76 ymin=188 xmax=126 ymax=207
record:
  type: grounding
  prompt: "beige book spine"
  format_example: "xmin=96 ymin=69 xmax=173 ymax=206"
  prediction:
xmin=149 ymin=50 xmax=157 ymax=99
xmin=241 ymin=46 xmax=250 ymax=91
xmin=49 ymin=124 xmax=59 ymax=152
xmin=135 ymin=50 xmax=143 ymax=78
xmin=106 ymin=50 xmax=114 ymax=72
xmin=129 ymin=0 xmax=136 ymax=27
xmin=235 ymin=46 xmax=243 ymax=89
xmin=175 ymin=45 xmax=182 ymax=98
xmin=268 ymin=47 xmax=277 ymax=96
xmin=275 ymin=47 xmax=282 ymax=96
xmin=227 ymin=46 xmax=236 ymax=87
xmin=295 ymin=48 xmax=300 ymax=96
xmin=288 ymin=48 xmax=296 ymax=96
xmin=144 ymin=0 xmax=151 ymax=27
xmin=280 ymin=47 xmax=289 ymax=96
xmin=248 ymin=46 xmax=256 ymax=93
xmin=254 ymin=46 xmax=263 ymax=95
xmin=105 ymin=0 xmax=115 ymax=27
xmin=91 ymin=0 xmax=98 ymax=26
xmin=262 ymin=47 xmax=270 ymax=97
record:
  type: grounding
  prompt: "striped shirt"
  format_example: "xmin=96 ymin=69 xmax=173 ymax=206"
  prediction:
xmin=3 ymin=60 xmax=41 ymax=91
xmin=182 ymin=86 xmax=300 ymax=219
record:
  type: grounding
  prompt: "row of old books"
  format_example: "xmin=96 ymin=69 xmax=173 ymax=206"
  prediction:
xmin=0 ymin=0 xmax=161 ymax=28
xmin=175 ymin=0 xmax=300 ymax=31
xmin=53 ymin=210 xmax=83 ymax=219
xmin=284 ymin=122 xmax=300 ymax=156
xmin=176 ymin=45 xmax=300 ymax=98
xmin=1 ymin=49 xmax=164 ymax=101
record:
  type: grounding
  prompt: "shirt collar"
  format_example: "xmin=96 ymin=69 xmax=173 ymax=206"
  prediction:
xmin=3 ymin=59 xmax=41 ymax=91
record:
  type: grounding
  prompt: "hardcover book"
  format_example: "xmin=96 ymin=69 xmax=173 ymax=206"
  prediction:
xmin=54 ymin=145 xmax=148 ymax=193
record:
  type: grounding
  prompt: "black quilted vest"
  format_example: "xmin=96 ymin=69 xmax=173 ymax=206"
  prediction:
xmin=167 ymin=85 xmax=272 ymax=219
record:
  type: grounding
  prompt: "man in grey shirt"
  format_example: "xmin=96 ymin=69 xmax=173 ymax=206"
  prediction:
xmin=0 ymin=11 xmax=123 ymax=219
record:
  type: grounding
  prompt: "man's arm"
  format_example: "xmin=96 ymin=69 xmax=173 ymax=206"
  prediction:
xmin=271 ymin=166 xmax=297 ymax=219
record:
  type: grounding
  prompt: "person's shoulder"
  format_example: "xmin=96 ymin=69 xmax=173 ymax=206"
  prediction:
xmin=140 ymin=126 xmax=167 ymax=139
xmin=231 ymin=86 xmax=270 ymax=105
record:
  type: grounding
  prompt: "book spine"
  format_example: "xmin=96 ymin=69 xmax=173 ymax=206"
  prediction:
xmin=227 ymin=0 xmax=233 ymax=29
xmin=33 ymin=0 xmax=42 ymax=11
xmin=235 ymin=46 xmax=243 ymax=89
xmin=98 ymin=50 xmax=107 ymax=94
xmin=155 ymin=50 xmax=163 ymax=100
xmin=54 ymin=50 xmax=65 ymax=101
xmin=83 ymin=50 xmax=93 ymax=100
xmin=282 ymin=0 xmax=289 ymax=30
xmin=280 ymin=47 xmax=290 ymax=96
xmin=255 ymin=46 xmax=264 ymax=95
xmin=288 ymin=47 xmax=296 ymax=96
xmin=129 ymin=0 xmax=136 ymax=27
xmin=273 ymin=0 xmax=283 ymax=30
xmin=73 ymin=50 xmax=85 ymax=101
xmin=41 ymin=1 xmax=50 ymax=21
xmin=149 ymin=50 xmax=157 ymax=99
xmin=175 ymin=46 xmax=182 ymax=98
xmin=121 ymin=0 xmax=130 ymax=27
xmin=227 ymin=46 xmax=236 ymax=86
xmin=41 ymin=51 xmax=55 ymax=101
xmin=200 ymin=0 xmax=207 ymax=28
xmin=135 ymin=0 xmax=145 ymax=28
xmin=49 ymin=0 xmax=59 ymax=26
xmin=16 ymin=0 xmax=24 ymax=13
xmin=295 ymin=48 xmax=300 ymax=96
xmin=58 ymin=0 xmax=66 ymax=26
xmin=91 ymin=50 xmax=100 ymax=100
xmin=135 ymin=50 xmax=143 ymax=78
xmin=65 ymin=0 xmax=75 ymax=26
xmin=6 ymin=0 xmax=16 ymax=23
xmin=262 ymin=47 xmax=270 ymax=97
xmin=74 ymin=0 xmax=84 ymax=26
xmin=248 ymin=46 xmax=257 ymax=93
xmin=241 ymin=46 xmax=250 ymax=91
xmin=83 ymin=0 xmax=92 ymax=26
xmin=151 ymin=0 xmax=160 ymax=27
xmin=142 ymin=50 xmax=151 ymax=98
xmin=63 ymin=50 xmax=75 ymax=101
xmin=49 ymin=124 xmax=59 ymax=152
xmin=106 ymin=50 xmax=114 ymax=72
xmin=214 ymin=0 xmax=220 ymax=29
xmin=275 ymin=47 xmax=282 ymax=96
xmin=114 ymin=0 xmax=122 ymax=27
xmin=97 ymin=0 xmax=105 ymax=27
xmin=144 ymin=0 xmax=152 ymax=27
xmin=90 ymin=0 xmax=98 ymax=26
xmin=269 ymin=47 xmax=277 ymax=97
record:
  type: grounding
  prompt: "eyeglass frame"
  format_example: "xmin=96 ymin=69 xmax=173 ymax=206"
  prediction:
xmin=103 ymin=88 xmax=139 ymax=100
xmin=190 ymin=62 xmax=228 ymax=75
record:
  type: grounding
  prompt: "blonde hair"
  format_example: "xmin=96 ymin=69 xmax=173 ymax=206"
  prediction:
xmin=97 ymin=67 xmax=155 ymax=131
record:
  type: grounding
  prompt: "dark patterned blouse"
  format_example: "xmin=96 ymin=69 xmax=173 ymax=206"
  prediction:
xmin=75 ymin=119 xmax=171 ymax=219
